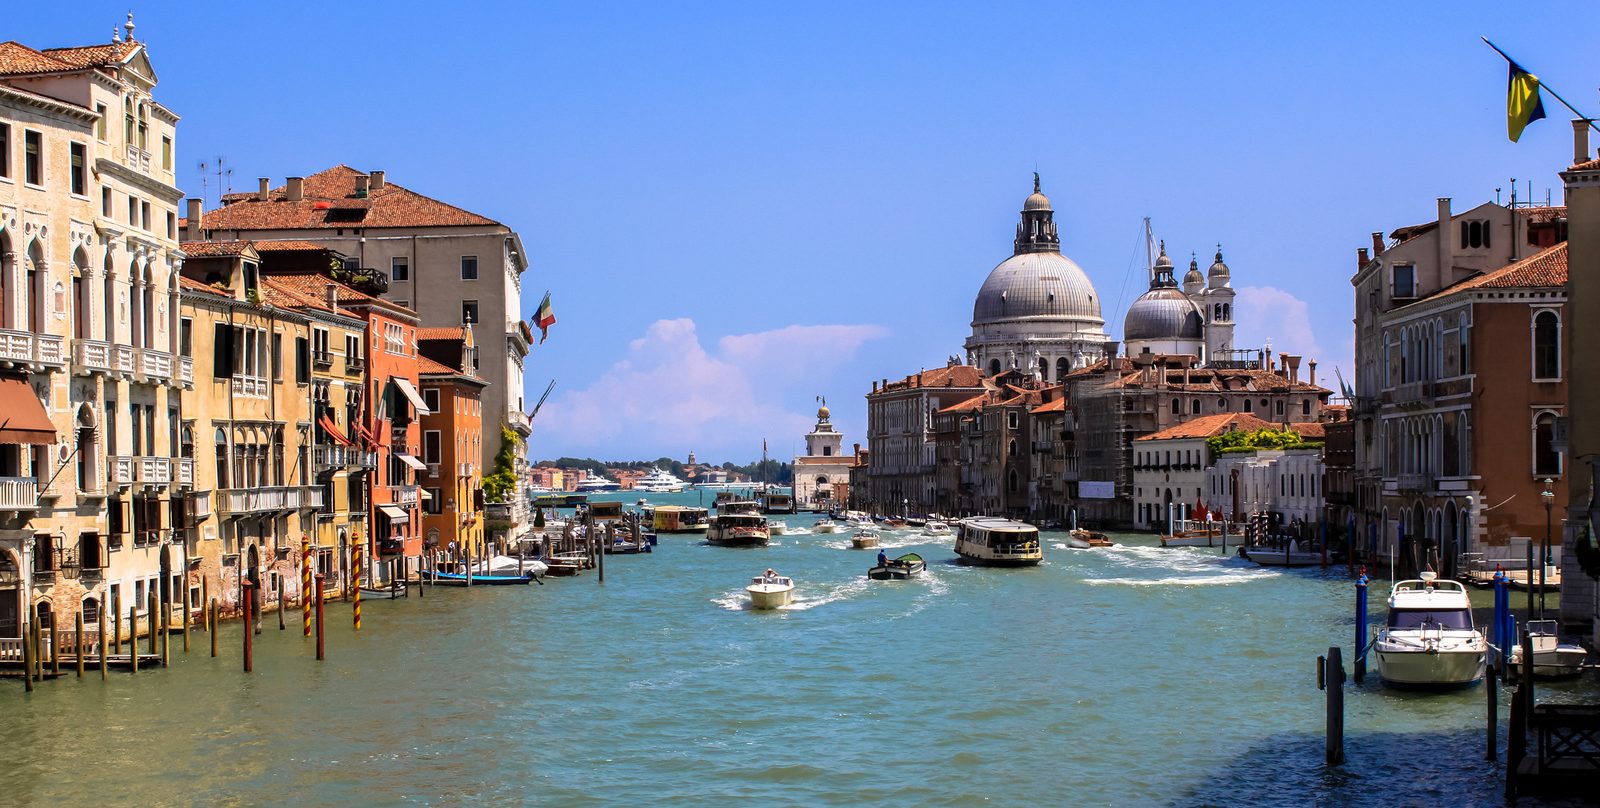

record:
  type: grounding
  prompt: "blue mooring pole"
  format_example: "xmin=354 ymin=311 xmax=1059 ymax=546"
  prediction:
xmin=1354 ymin=569 xmax=1368 ymax=684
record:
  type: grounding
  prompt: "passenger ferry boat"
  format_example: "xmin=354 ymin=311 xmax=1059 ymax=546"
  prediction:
xmin=635 ymin=467 xmax=687 ymax=493
xmin=653 ymin=505 xmax=710 ymax=534
xmin=954 ymin=517 xmax=1043 ymax=566
xmin=1374 ymin=572 xmax=1486 ymax=688
xmin=707 ymin=509 xmax=770 ymax=547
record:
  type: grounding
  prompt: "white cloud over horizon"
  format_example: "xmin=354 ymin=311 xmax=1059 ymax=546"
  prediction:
xmin=1233 ymin=285 xmax=1354 ymax=392
xmin=533 ymin=319 xmax=887 ymax=461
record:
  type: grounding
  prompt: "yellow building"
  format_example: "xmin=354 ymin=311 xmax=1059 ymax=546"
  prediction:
xmin=418 ymin=326 xmax=486 ymax=560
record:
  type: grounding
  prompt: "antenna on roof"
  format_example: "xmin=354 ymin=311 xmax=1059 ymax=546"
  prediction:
xmin=197 ymin=160 xmax=208 ymax=206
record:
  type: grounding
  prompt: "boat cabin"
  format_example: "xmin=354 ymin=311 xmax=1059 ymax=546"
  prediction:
xmin=954 ymin=517 xmax=1043 ymax=566
xmin=588 ymin=501 xmax=623 ymax=521
xmin=654 ymin=506 xmax=710 ymax=533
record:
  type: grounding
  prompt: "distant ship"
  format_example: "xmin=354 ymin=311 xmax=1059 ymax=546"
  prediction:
xmin=635 ymin=467 xmax=687 ymax=493
xmin=576 ymin=475 xmax=621 ymax=492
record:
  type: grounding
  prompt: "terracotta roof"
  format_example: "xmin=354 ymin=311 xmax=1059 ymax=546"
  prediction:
xmin=180 ymin=240 xmax=254 ymax=258
xmin=418 ymin=326 xmax=467 ymax=341
xmin=1289 ymin=422 xmax=1326 ymax=440
xmin=873 ymin=365 xmax=986 ymax=396
xmin=938 ymin=393 xmax=991 ymax=414
xmin=0 ymin=42 xmax=74 ymax=75
xmin=177 ymin=276 xmax=229 ymax=298
xmin=1517 ymin=206 xmax=1566 ymax=223
xmin=257 ymin=276 xmax=359 ymax=318
xmin=264 ymin=272 xmax=411 ymax=318
xmin=417 ymin=356 xmax=455 ymax=375
xmin=202 ymin=165 xmax=500 ymax=231
xmin=1031 ymin=398 xmax=1065 ymax=414
xmin=1137 ymin=413 xmax=1279 ymax=441
xmin=39 ymin=42 xmax=138 ymax=69
xmin=1570 ymin=156 xmax=1600 ymax=172
xmin=251 ymin=240 xmax=331 ymax=252
xmin=1418 ymin=243 xmax=1567 ymax=302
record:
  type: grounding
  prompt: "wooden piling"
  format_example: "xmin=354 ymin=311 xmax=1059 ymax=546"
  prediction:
xmin=1324 ymin=646 xmax=1344 ymax=765
xmin=50 ymin=613 xmax=60 ymax=676
xmin=201 ymin=577 xmax=209 ymax=631
xmin=302 ymin=541 xmax=313 ymax=637
xmin=112 ymin=589 xmax=122 ymax=652
xmin=276 ymin=575 xmax=286 ymax=631
xmin=147 ymin=591 xmax=157 ymax=656
xmin=98 ymin=606 xmax=107 ymax=680
xmin=182 ymin=588 xmax=190 ymax=654
xmin=161 ymin=590 xmax=171 ymax=666
xmin=1486 ymin=658 xmax=1498 ymax=761
xmin=352 ymin=541 xmax=361 ymax=631
xmin=209 ymin=599 xmax=218 ymax=658
xmin=20 ymin=618 xmax=33 ymax=692
xmin=242 ymin=581 xmax=254 ymax=673
xmin=128 ymin=606 xmax=138 ymax=674
xmin=75 ymin=610 xmax=84 ymax=678
xmin=315 ymin=575 xmax=325 ymax=661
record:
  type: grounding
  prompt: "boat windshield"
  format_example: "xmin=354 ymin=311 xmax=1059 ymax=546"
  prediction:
xmin=1388 ymin=609 xmax=1472 ymax=630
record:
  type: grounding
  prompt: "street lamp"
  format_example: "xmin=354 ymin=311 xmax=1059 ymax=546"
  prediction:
xmin=1540 ymin=478 xmax=1554 ymax=619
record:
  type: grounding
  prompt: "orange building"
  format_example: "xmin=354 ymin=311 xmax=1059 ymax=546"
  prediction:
xmin=417 ymin=327 xmax=486 ymax=560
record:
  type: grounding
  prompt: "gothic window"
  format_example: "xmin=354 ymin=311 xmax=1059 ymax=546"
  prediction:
xmin=1192 ymin=400 xmax=1201 ymax=415
xmin=1458 ymin=313 xmax=1469 ymax=375
xmin=1533 ymin=412 xmax=1562 ymax=476
xmin=1171 ymin=398 xmax=1180 ymax=415
xmin=1533 ymin=310 xmax=1560 ymax=380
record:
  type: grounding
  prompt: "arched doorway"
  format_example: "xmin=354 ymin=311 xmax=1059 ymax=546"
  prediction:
xmin=245 ymin=543 xmax=260 ymax=627
xmin=0 ymin=549 xmax=19 ymax=639
xmin=35 ymin=599 xmax=52 ymax=651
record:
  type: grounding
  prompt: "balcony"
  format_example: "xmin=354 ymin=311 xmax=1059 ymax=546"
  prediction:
xmin=73 ymin=339 xmax=114 ymax=374
xmin=312 ymin=349 xmax=334 ymax=369
xmin=137 ymin=456 xmax=171 ymax=485
xmin=390 ymin=485 xmax=418 ymax=506
xmin=304 ymin=487 xmax=326 ymax=509
xmin=1393 ymin=381 xmax=1434 ymax=408
xmin=176 ymin=458 xmax=195 ymax=487
xmin=231 ymin=376 xmax=268 ymax=398
xmin=114 ymin=344 xmax=136 ymax=376
xmin=508 ymin=410 xmax=532 ymax=436
xmin=189 ymin=490 xmax=212 ymax=522
xmin=0 ymin=329 xmax=64 ymax=370
xmin=313 ymin=445 xmax=377 ymax=473
xmin=108 ymin=456 xmax=135 ymax=487
xmin=459 ymin=461 xmax=474 ymax=478
xmin=216 ymin=486 xmax=302 ymax=517
xmin=138 ymin=348 xmax=172 ymax=383
xmin=345 ymin=357 xmax=365 ymax=375
xmin=178 ymin=356 xmax=194 ymax=387
xmin=125 ymin=144 xmax=152 ymax=173
xmin=0 ymin=477 xmax=39 ymax=510
xmin=1396 ymin=472 xmax=1431 ymax=492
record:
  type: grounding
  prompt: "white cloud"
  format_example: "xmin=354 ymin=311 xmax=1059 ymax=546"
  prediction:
xmin=535 ymin=319 xmax=887 ymax=460
xmin=1233 ymin=285 xmax=1353 ymax=389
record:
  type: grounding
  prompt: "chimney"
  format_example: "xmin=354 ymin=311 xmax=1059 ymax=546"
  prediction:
xmin=1356 ymin=247 xmax=1369 ymax=272
xmin=257 ymin=177 xmax=270 ymax=201
xmin=1284 ymin=354 xmax=1301 ymax=384
xmin=370 ymin=170 xmax=386 ymax=191
xmin=1371 ymin=232 xmax=1385 ymax=257
xmin=325 ymin=283 xmax=337 ymax=311
xmin=1307 ymin=359 xmax=1317 ymax=388
xmin=1576 ymin=119 xmax=1592 ymax=165
xmin=355 ymin=174 xmax=370 ymax=198
xmin=183 ymin=198 xmax=202 ymax=241
xmin=1437 ymin=197 xmax=1452 ymax=279
xmin=872 ymin=380 xmax=879 ymax=393
xmin=287 ymin=176 xmax=304 ymax=202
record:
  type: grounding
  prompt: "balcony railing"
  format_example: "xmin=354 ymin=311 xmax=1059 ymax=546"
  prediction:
xmin=390 ymin=485 xmax=418 ymax=506
xmin=189 ymin=490 xmax=212 ymax=522
xmin=73 ymin=339 xmax=114 ymax=374
xmin=312 ymin=350 xmax=334 ymax=368
xmin=35 ymin=334 xmax=63 ymax=368
xmin=231 ymin=376 xmax=268 ymax=397
xmin=0 ymin=329 xmax=32 ymax=363
xmin=137 ymin=456 xmax=171 ymax=485
xmin=0 ymin=477 xmax=39 ymax=510
xmin=178 ymin=356 xmax=194 ymax=387
xmin=304 ymin=487 xmax=325 ymax=509
xmin=0 ymin=329 xmax=61 ymax=368
xmin=458 ymin=461 xmax=474 ymax=478
xmin=1396 ymin=472 xmax=1431 ymax=492
xmin=114 ymin=344 xmax=136 ymax=376
xmin=313 ymin=445 xmax=377 ymax=472
xmin=139 ymin=348 xmax=172 ymax=382
xmin=508 ymin=410 xmax=533 ymax=436
xmin=125 ymin=144 xmax=152 ymax=173
xmin=108 ymin=456 xmax=135 ymax=487
xmin=177 ymin=458 xmax=195 ymax=487
xmin=217 ymin=485 xmax=301 ymax=517
xmin=345 ymin=358 xmax=365 ymax=375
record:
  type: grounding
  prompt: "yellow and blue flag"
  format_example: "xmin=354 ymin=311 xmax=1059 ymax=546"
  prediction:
xmin=1507 ymin=61 xmax=1546 ymax=142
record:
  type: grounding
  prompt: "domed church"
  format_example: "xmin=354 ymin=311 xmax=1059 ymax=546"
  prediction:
xmin=1124 ymin=242 xmax=1237 ymax=363
xmin=965 ymin=175 xmax=1109 ymax=382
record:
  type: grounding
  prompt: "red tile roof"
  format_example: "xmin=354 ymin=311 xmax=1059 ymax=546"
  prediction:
xmin=1570 ymin=156 xmax=1600 ymax=171
xmin=39 ymin=42 xmax=138 ymax=69
xmin=1289 ymin=422 xmax=1326 ymax=440
xmin=1137 ymin=413 xmax=1279 ymax=441
xmin=258 ymin=277 xmax=359 ymax=317
xmin=938 ymin=393 xmax=991 ymax=414
xmin=0 ymin=42 xmax=74 ymax=75
xmin=265 ymin=273 xmax=412 ymax=319
xmin=1031 ymin=398 xmax=1065 ymax=414
xmin=418 ymin=326 xmax=468 ymax=341
xmin=251 ymin=240 xmax=331 ymax=252
xmin=873 ymin=365 xmax=986 ymax=396
xmin=180 ymin=240 xmax=255 ymax=258
xmin=177 ymin=276 xmax=230 ymax=298
xmin=201 ymin=165 xmax=500 ymax=231
xmin=417 ymin=356 xmax=455 ymax=375
xmin=1418 ymin=243 xmax=1567 ymax=302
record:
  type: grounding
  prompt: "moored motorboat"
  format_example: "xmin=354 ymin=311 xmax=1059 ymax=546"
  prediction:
xmin=1241 ymin=542 xmax=1326 ymax=567
xmin=360 ymin=582 xmax=408 ymax=599
xmin=1374 ymin=572 xmax=1486 ymax=688
xmin=746 ymin=572 xmax=795 ymax=609
xmin=425 ymin=570 xmax=535 ymax=586
xmin=851 ymin=528 xmax=880 ymax=549
xmin=868 ymin=552 xmax=925 ymax=580
xmin=1507 ymin=619 xmax=1588 ymax=678
xmin=954 ymin=517 xmax=1042 ymax=566
xmin=545 ymin=553 xmax=589 ymax=576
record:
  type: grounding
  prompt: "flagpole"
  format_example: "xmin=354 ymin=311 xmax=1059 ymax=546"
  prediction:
xmin=1481 ymin=37 xmax=1600 ymax=135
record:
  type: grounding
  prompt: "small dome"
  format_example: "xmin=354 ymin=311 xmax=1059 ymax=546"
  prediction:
xmin=1124 ymin=287 xmax=1205 ymax=341
xmin=1023 ymin=191 xmax=1052 ymax=212
xmin=1208 ymin=246 xmax=1230 ymax=279
xmin=1183 ymin=256 xmax=1205 ymax=289
xmin=1154 ymin=241 xmax=1173 ymax=269
xmin=817 ymin=405 xmax=831 ymax=421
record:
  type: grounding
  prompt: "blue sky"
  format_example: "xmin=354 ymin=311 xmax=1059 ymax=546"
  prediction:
xmin=17 ymin=3 xmax=1597 ymax=462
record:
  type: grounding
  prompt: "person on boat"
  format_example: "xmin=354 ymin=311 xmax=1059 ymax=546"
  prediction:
xmin=763 ymin=568 xmax=779 ymax=583
xmin=877 ymin=549 xmax=888 ymax=567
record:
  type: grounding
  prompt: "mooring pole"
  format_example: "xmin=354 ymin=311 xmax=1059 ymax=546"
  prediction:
xmin=20 ymin=617 xmax=32 ymax=692
xmin=200 ymin=577 xmax=208 ymax=632
xmin=1486 ymin=655 xmax=1498 ymax=761
xmin=303 ymin=542 xmax=313 ymax=637
xmin=128 ymin=606 xmax=138 ymax=674
xmin=241 ymin=581 xmax=254 ymax=673
xmin=98 ymin=605 xmax=107 ymax=680
xmin=276 ymin=575 xmax=285 ymax=631
xmin=146 ymin=591 xmax=157 ymax=657
xmin=1323 ymin=646 xmax=1345 ymax=765
xmin=352 ymin=540 xmax=362 ymax=631
xmin=75 ymin=610 xmax=84 ymax=678
xmin=1354 ymin=570 xmax=1368 ymax=684
xmin=162 ymin=590 xmax=172 ymax=665
xmin=209 ymin=599 xmax=218 ymax=658
xmin=315 ymin=574 xmax=325 ymax=661
xmin=112 ymin=588 xmax=122 ymax=651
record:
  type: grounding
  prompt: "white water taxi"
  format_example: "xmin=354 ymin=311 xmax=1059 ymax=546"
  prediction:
xmin=747 ymin=573 xmax=795 ymax=609
xmin=851 ymin=528 xmax=880 ymax=549
xmin=1507 ymin=619 xmax=1589 ymax=679
xmin=921 ymin=520 xmax=952 ymax=537
xmin=767 ymin=520 xmax=787 ymax=536
xmin=1241 ymin=542 xmax=1326 ymax=567
xmin=813 ymin=519 xmax=841 ymax=534
xmin=954 ymin=517 xmax=1042 ymax=566
xmin=1374 ymin=572 xmax=1486 ymax=688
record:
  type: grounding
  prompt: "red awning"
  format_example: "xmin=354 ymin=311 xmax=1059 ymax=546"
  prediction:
xmin=0 ymin=377 xmax=55 ymax=445
xmin=351 ymin=419 xmax=377 ymax=448
xmin=317 ymin=413 xmax=354 ymax=448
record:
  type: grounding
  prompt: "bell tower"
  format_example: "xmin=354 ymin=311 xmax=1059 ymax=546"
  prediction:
xmin=804 ymin=398 xmax=844 ymax=458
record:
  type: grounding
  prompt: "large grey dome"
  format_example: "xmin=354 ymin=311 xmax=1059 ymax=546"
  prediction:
xmin=972 ymin=251 xmax=1104 ymax=325
xmin=1124 ymin=287 xmax=1204 ymax=341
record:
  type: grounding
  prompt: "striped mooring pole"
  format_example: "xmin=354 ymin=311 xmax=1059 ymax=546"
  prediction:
xmin=352 ymin=539 xmax=362 ymax=631
xmin=302 ymin=537 xmax=312 ymax=637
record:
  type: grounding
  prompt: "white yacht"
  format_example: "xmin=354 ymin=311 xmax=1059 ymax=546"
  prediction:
xmin=1507 ymin=619 xmax=1588 ymax=679
xmin=954 ymin=517 xmax=1042 ymax=566
xmin=1374 ymin=572 xmax=1487 ymax=688
xmin=635 ymin=467 xmax=687 ymax=493
xmin=813 ymin=519 xmax=841 ymax=534
xmin=575 ymin=475 xmax=620 ymax=492
xmin=747 ymin=573 xmax=795 ymax=609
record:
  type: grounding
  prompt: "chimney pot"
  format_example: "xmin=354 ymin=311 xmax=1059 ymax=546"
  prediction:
xmin=1575 ymin=119 xmax=1592 ymax=166
xmin=355 ymin=174 xmax=369 ymax=197
xmin=325 ymin=283 xmax=337 ymax=311
xmin=1285 ymin=354 xmax=1301 ymax=384
xmin=286 ymin=176 xmax=305 ymax=202
xmin=184 ymin=198 xmax=202 ymax=241
xmin=1308 ymin=359 xmax=1317 ymax=388
xmin=1371 ymin=232 xmax=1385 ymax=256
xmin=1356 ymin=247 xmax=1369 ymax=271
xmin=370 ymin=170 xmax=386 ymax=191
xmin=257 ymin=177 xmax=270 ymax=201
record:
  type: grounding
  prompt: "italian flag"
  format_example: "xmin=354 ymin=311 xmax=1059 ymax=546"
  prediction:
xmin=536 ymin=292 xmax=556 ymax=343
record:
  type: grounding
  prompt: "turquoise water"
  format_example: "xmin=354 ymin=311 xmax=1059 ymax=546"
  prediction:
xmin=3 ymin=491 xmax=1595 ymax=806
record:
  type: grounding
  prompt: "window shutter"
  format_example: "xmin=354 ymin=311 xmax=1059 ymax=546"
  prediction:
xmin=213 ymin=323 xmax=233 ymax=377
xmin=296 ymin=337 xmax=310 ymax=384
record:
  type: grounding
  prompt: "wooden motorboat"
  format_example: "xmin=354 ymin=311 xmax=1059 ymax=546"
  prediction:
xmin=813 ymin=520 xmax=841 ymax=534
xmin=746 ymin=574 xmax=795 ymax=609
xmin=425 ymin=570 xmax=535 ymax=586
xmin=868 ymin=552 xmax=925 ymax=580
xmin=544 ymin=553 xmax=589 ymax=576
xmin=1071 ymin=529 xmax=1114 ymax=547
xmin=851 ymin=529 xmax=881 ymax=549
xmin=359 ymin=583 xmax=408 ymax=599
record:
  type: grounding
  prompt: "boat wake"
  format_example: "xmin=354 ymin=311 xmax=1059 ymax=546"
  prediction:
xmin=1083 ymin=571 xmax=1276 ymax=587
xmin=780 ymin=576 xmax=870 ymax=610
xmin=1076 ymin=542 xmax=1277 ymax=587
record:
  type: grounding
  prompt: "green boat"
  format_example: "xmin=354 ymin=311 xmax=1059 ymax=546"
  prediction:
xmin=867 ymin=552 xmax=925 ymax=580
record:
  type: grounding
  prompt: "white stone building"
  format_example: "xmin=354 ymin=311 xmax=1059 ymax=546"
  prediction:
xmin=1207 ymin=448 xmax=1326 ymax=528
xmin=793 ymin=401 xmax=850 ymax=509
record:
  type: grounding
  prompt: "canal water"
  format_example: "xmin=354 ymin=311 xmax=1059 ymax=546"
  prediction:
xmin=3 ymin=493 xmax=1595 ymax=806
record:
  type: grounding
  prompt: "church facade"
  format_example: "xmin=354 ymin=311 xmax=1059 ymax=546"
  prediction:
xmin=793 ymin=400 xmax=852 ymax=510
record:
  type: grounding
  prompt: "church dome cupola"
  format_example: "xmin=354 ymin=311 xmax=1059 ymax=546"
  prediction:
xmin=1182 ymin=254 xmax=1205 ymax=294
xmin=1207 ymin=245 xmax=1231 ymax=288
xmin=1014 ymin=172 xmax=1060 ymax=255
xmin=1124 ymin=239 xmax=1205 ymax=350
